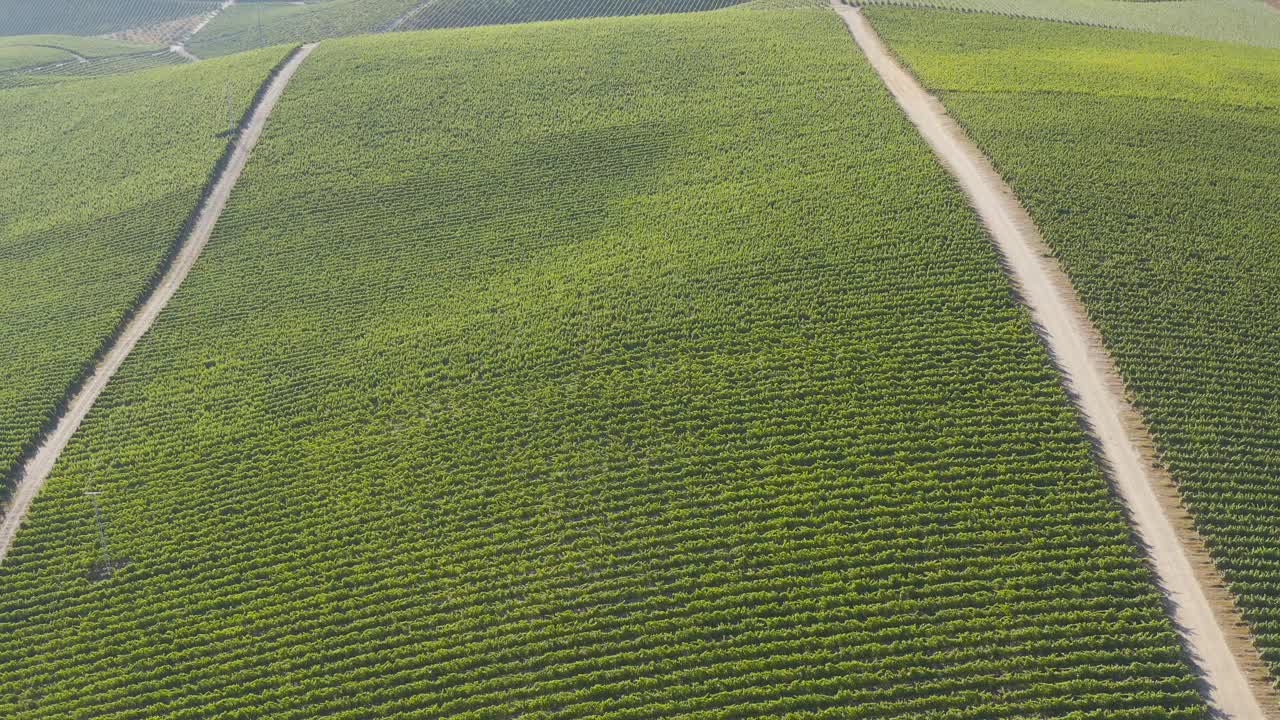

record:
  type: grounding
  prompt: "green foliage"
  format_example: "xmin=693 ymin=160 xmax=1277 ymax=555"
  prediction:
xmin=0 ymin=34 xmax=154 ymax=73
xmin=188 ymin=0 xmax=418 ymax=57
xmin=0 ymin=0 xmax=220 ymax=37
xmin=861 ymin=0 xmax=1280 ymax=48
xmin=0 ymin=33 xmax=159 ymax=55
xmin=870 ymin=3 xmax=1280 ymax=678
xmin=0 ymin=44 xmax=68 ymax=71
xmin=0 ymin=8 xmax=1205 ymax=718
xmin=0 ymin=34 xmax=175 ymax=88
xmin=400 ymin=0 xmax=752 ymax=30
xmin=0 ymin=47 xmax=290 ymax=501
xmin=0 ymin=49 xmax=187 ymax=90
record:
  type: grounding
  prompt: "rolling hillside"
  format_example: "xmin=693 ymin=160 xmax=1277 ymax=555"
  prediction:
xmin=869 ymin=2 xmax=1280 ymax=677
xmin=0 ymin=47 xmax=290 ymax=504
xmin=0 ymin=7 xmax=1206 ymax=719
xmin=0 ymin=0 xmax=220 ymax=37
xmin=397 ymin=0 xmax=753 ymax=31
xmin=862 ymin=0 xmax=1280 ymax=47
xmin=187 ymin=0 xmax=419 ymax=57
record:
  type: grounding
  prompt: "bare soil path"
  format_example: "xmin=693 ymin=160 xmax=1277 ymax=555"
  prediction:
xmin=385 ymin=0 xmax=441 ymax=32
xmin=0 ymin=42 xmax=318 ymax=564
xmin=830 ymin=2 xmax=1278 ymax=717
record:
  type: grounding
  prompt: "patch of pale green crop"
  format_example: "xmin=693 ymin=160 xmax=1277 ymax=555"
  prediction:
xmin=861 ymin=0 xmax=1280 ymax=48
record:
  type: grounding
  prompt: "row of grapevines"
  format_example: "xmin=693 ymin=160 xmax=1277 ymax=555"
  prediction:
xmin=868 ymin=3 xmax=1280 ymax=680
xmin=187 ymin=0 xmax=420 ymax=57
xmin=0 ymin=51 xmax=188 ymax=91
xmin=860 ymin=0 xmax=1280 ymax=48
xmin=0 ymin=34 xmax=157 ymax=74
xmin=0 ymin=48 xmax=291 ymax=502
xmin=0 ymin=7 xmax=1207 ymax=718
xmin=399 ymin=0 xmax=752 ymax=31
xmin=0 ymin=0 xmax=220 ymax=37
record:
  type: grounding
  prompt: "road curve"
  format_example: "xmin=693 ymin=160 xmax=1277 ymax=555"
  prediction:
xmin=830 ymin=2 xmax=1278 ymax=718
xmin=0 ymin=43 xmax=318 ymax=564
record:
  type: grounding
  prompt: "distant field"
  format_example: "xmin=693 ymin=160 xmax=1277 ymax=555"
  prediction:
xmin=0 ymin=44 xmax=67 ymax=72
xmin=0 ymin=33 xmax=157 ymax=55
xmin=0 ymin=34 xmax=168 ymax=85
xmin=399 ymin=0 xmax=751 ymax=30
xmin=188 ymin=0 xmax=418 ymax=56
xmin=0 ymin=34 xmax=153 ymax=71
xmin=0 ymin=7 xmax=1206 ymax=718
xmin=0 ymin=0 xmax=218 ymax=37
xmin=187 ymin=0 xmax=758 ymax=56
xmin=862 ymin=0 xmax=1280 ymax=47
xmin=0 ymin=49 xmax=187 ymax=90
xmin=0 ymin=47 xmax=289 ymax=506
xmin=870 ymin=3 xmax=1280 ymax=674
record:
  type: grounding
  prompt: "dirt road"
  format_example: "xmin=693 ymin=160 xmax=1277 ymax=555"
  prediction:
xmin=0 ymin=43 xmax=318 ymax=564
xmin=830 ymin=2 xmax=1277 ymax=717
xmin=385 ymin=0 xmax=441 ymax=32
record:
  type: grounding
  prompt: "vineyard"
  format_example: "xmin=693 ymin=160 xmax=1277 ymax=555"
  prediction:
xmin=868 ymin=2 xmax=1280 ymax=679
xmin=0 ymin=34 xmax=154 ymax=69
xmin=0 ymin=34 xmax=177 ymax=89
xmin=188 ymin=0 xmax=419 ymax=57
xmin=0 ymin=0 xmax=220 ymax=37
xmin=861 ymin=0 xmax=1280 ymax=48
xmin=398 ymin=0 xmax=751 ymax=31
xmin=0 ymin=7 xmax=1209 ymax=718
xmin=0 ymin=46 xmax=289 ymax=509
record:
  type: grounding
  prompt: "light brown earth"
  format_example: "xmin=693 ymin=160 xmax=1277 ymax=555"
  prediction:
xmin=105 ymin=14 xmax=208 ymax=46
xmin=0 ymin=43 xmax=319 ymax=563
xmin=831 ymin=2 xmax=1279 ymax=718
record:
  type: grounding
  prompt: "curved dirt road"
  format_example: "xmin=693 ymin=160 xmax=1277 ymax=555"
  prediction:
xmin=0 ymin=43 xmax=318 ymax=564
xmin=831 ymin=2 xmax=1277 ymax=718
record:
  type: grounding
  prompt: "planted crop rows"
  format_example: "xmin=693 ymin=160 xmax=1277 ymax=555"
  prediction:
xmin=0 ymin=0 xmax=220 ymax=37
xmin=0 ymin=48 xmax=290 ymax=502
xmin=0 ymin=8 xmax=1206 ymax=718
xmin=870 ymin=3 xmax=1280 ymax=680
xmin=860 ymin=0 xmax=1280 ymax=48
xmin=0 ymin=51 xmax=187 ymax=91
xmin=188 ymin=0 xmax=420 ymax=57
xmin=400 ymin=0 xmax=751 ymax=31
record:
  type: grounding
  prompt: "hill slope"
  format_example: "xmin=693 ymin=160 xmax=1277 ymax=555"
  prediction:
xmin=0 ymin=0 xmax=219 ymax=37
xmin=0 ymin=48 xmax=290 ymax=503
xmin=869 ymin=3 xmax=1280 ymax=677
xmin=398 ymin=0 xmax=753 ymax=31
xmin=0 ymin=8 xmax=1206 ymax=718
xmin=862 ymin=0 xmax=1280 ymax=48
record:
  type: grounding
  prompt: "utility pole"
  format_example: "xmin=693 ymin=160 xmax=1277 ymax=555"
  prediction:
xmin=84 ymin=490 xmax=113 ymax=577
xmin=225 ymin=78 xmax=235 ymax=135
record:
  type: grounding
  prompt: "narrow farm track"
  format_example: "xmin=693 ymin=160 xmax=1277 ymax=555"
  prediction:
xmin=386 ymin=0 xmax=440 ymax=31
xmin=0 ymin=42 xmax=318 ymax=564
xmin=830 ymin=2 xmax=1279 ymax=718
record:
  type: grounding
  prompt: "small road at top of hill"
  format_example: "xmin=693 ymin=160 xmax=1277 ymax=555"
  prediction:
xmin=0 ymin=43 xmax=319 ymax=564
xmin=830 ymin=1 xmax=1279 ymax=718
